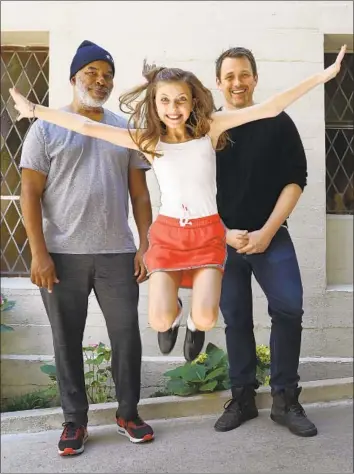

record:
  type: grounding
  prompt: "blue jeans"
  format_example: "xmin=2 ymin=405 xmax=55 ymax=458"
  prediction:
xmin=220 ymin=226 xmax=303 ymax=392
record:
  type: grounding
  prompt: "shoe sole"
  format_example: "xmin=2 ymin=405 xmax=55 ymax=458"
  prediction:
xmin=117 ymin=426 xmax=154 ymax=443
xmin=214 ymin=412 xmax=259 ymax=432
xmin=58 ymin=433 xmax=89 ymax=456
xmin=270 ymin=414 xmax=318 ymax=437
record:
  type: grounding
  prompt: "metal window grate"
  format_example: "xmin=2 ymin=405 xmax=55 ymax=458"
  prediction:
xmin=1 ymin=46 xmax=49 ymax=276
xmin=325 ymin=53 xmax=353 ymax=215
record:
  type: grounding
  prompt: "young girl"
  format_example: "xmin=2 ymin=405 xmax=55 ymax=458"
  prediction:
xmin=10 ymin=45 xmax=346 ymax=362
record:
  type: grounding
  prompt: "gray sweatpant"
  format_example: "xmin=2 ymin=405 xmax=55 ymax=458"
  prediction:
xmin=40 ymin=253 xmax=141 ymax=425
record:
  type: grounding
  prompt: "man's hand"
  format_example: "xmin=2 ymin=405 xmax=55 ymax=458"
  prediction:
xmin=226 ymin=229 xmax=249 ymax=250
xmin=31 ymin=252 xmax=59 ymax=292
xmin=134 ymin=247 xmax=148 ymax=283
xmin=237 ymin=229 xmax=273 ymax=255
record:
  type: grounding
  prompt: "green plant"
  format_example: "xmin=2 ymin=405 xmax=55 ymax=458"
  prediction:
xmin=0 ymin=293 xmax=15 ymax=332
xmin=40 ymin=342 xmax=115 ymax=404
xmin=163 ymin=343 xmax=271 ymax=397
xmin=256 ymin=344 xmax=271 ymax=386
xmin=82 ymin=342 xmax=115 ymax=403
xmin=148 ymin=389 xmax=171 ymax=398
xmin=163 ymin=343 xmax=231 ymax=396
xmin=40 ymin=363 xmax=57 ymax=382
xmin=1 ymin=386 xmax=59 ymax=412
xmin=39 ymin=341 xmax=271 ymax=404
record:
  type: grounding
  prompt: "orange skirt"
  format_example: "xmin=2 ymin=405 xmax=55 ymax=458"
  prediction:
xmin=144 ymin=214 xmax=227 ymax=289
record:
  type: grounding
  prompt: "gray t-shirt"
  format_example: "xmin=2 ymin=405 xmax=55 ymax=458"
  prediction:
xmin=20 ymin=108 xmax=149 ymax=254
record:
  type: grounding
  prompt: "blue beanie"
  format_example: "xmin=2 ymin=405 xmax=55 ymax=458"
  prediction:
xmin=69 ymin=40 xmax=115 ymax=80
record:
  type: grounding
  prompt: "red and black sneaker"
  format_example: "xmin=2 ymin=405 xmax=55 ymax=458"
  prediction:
xmin=116 ymin=414 xmax=154 ymax=443
xmin=58 ymin=422 xmax=88 ymax=456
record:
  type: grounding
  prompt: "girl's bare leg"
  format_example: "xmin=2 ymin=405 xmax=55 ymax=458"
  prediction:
xmin=148 ymin=271 xmax=182 ymax=332
xmin=191 ymin=267 xmax=223 ymax=331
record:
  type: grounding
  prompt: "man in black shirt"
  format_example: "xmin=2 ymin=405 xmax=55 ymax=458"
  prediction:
xmin=214 ymin=47 xmax=317 ymax=437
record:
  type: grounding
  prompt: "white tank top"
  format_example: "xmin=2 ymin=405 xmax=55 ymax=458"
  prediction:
xmin=152 ymin=135 xmax=218 ymax=220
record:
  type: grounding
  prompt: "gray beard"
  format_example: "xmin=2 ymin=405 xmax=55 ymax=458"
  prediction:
xmin=74 ymin=78 xmax=111 ymax=108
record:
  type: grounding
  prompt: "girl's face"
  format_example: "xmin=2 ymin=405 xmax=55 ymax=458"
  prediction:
xmin=155 ymin=81 xmax=193 ymax=130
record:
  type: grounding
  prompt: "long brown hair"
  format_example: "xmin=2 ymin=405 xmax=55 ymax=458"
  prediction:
xmin=119 ymin=61 xmax=228 ymax=158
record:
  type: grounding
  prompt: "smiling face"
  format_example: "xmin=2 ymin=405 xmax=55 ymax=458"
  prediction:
xmin=155 ymin=81 xmax=194 ymax=130
xmin=72 ymin=60 xmax=114 ymax=108
xmin=217 ymin=56 xmax=258 ymax=109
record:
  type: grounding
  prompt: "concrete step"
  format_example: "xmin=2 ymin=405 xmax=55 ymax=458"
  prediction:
xmin=1 ymin=323 xmax=353 ymax=358
xmin=1 ymin=354 xmax=352 ymax=399
xmin=1 ymin=378 xmax=352 ymax=435
xmin=2 ymin=287 xmax=353 ymax=359
xmin=3 ymin=289 xmax=353 ymax=330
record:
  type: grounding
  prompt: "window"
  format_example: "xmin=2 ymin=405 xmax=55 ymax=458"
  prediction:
xmin=325 ymin=52 xmax=353 ymax=215
xmin=325 ymin=36 xmax=353 ymax=287
xmin=1 ymin=46 xmax=49 ymax=276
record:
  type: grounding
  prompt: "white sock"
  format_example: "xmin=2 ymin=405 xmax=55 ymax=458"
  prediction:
xmin=171 ymin=299 xmax=183 ymax=328
xmin=187 ymin=312 xmax=196 ymax=332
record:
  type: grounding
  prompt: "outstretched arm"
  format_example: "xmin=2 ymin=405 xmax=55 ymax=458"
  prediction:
xmin=210 ymin=45 xmax=346 ymax=137
xmin=9 ymin=88 xmax=140 ymax=152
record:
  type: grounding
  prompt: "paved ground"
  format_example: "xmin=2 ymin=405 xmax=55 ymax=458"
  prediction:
xmin=1 ymin=401 xmax=352 ymax=473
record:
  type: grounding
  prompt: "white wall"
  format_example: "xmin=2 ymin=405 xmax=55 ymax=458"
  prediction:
xmin=1 ymin=2 xmax=353 ymax=392
xmin=2 ymin=0 xmax=353 ymax=291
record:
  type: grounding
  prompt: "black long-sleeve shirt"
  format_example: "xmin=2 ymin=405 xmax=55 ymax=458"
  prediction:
xmin=216 ymin=112 xmax=307 ymax=232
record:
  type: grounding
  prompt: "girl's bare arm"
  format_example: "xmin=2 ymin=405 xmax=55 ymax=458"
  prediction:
xmin=210 ymin=45 xmax=346 ymax=139
xmin=9 ymin=88 xmax=147 ymax=155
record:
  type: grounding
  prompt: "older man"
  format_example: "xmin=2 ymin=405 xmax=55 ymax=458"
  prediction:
xmin=20 ymin=40 xmax=153 ymax=455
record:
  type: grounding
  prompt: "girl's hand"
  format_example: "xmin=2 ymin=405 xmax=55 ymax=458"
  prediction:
xmin=320 ymin=45 xmax=347 ymax=84
xmin=226 ymin=229 xmax=249 ymax=250
xmin=9 ymin=87 xmax=36 ymax=120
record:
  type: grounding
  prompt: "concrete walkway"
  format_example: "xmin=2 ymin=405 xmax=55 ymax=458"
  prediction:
xmin=1 ymin=401 xmax=352 ymax=473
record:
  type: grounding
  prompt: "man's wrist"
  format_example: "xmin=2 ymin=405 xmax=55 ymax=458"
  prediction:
xmin=138 ymin=240 xmax=149 ymax=252
xmin=261 ymin=223 xmax=279 ymax=240
xmin=28 ymin=238 xmax=48 ymax=258
xmin=31 ymin=247 xmax=49 ymax=259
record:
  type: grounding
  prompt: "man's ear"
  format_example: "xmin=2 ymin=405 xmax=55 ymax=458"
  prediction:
xmin=216 ymin=77 xmax=222 ymax=90
xmin=70 ymin=76 xmax=76 ymax=85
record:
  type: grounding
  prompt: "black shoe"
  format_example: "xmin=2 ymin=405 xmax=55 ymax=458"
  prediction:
xmin=214 ymin=386 xmax=258 ymax=432
xmin=270 ymin=386 xmax=318 ymax=437
xmin=58 ymin=422 xmax=88 ymax=456
xmin=183 ymin=326 xmax=205 ymax=362
xmin=158 ymin=298 xmax=182 ymax=355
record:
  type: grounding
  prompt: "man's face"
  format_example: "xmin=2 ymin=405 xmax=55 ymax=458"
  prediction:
xmin=72 ymin=60 xmax=114 ymax=108
xmin=217 ymin=56 xmax=258 ymax=109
